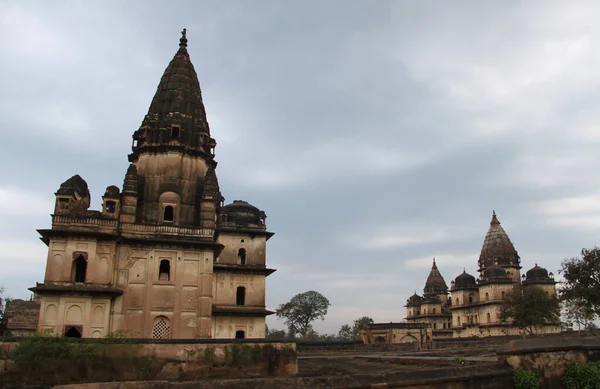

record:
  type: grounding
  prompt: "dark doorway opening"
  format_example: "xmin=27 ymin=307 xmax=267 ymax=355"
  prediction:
xmin=238 ymin=248 xmax=246 ymax=265
xmin=236 ymin=286 xmax=246 ymax=306
xmin=64 ymin=326 xmax=82 ymax=338
xmin=164 ymin=205 xmax=174 ymax=222
xmin=73 ymin=255 xmax=87 ymax=283
xmin=235 ymin=330 xmax=245 ymax=339
xmin=159 ymin=260 xmax=171 ymax=281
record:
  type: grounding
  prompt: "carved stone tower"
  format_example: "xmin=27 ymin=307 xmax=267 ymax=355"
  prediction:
xmin=31 ymin=30 xmax=275 ymax=339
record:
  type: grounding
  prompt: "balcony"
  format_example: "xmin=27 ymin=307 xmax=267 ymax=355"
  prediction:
xmin=51 ymin=214 xmax=118 ymax=234
xmin=49 ymin=215 xmax=215 ymax=241
xmin=120 ymin=223 xmax=214 ymax=240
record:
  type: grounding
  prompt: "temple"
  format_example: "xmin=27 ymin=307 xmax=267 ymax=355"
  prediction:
xmin=404 ymin=211 xmax=560 ymax=339
xmin=29 ymin=29 xmax=276 ymax=339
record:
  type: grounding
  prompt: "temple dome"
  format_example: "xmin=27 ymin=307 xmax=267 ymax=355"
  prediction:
xmin=478 ymin=211 xmax=520 ymax=270
xmin=480 ymin=266 xmax=512 ymax=284
xmin=219 ymin=200 xmax=266 ymax=229
xmin=103 ymin=185 xmax=120 ymax=199
xmin=524 ymin=264 xmax=555 ymax=285
xmin=452 ymin=271 xmax=477 ymax=290
xmin=405 ymin=292 xmax=424 ymax=307
xmin=423 ymin=258 xmax=448 ymax=296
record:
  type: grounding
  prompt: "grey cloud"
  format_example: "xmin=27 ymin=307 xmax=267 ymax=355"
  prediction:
xmin=3 ymin=1 xmax=600 ymax=334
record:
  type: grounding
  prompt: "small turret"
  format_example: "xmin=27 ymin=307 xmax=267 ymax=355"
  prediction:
xmin=120 ymin=164 xmax=138 ymax=223
xmin=200 ymin=163 xmax=222 ymax=229
xmin=54 ymin=175 xmax=91 ymax=214
xmin=102 ymin=186 xmax=120 ymax=218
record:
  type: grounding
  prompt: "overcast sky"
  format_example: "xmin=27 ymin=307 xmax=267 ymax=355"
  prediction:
xmin=2 ymin=0 xmax=600 ymax=334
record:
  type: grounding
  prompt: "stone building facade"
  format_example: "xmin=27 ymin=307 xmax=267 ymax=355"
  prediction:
xmin=405 ymin=211 xmax=560 ymax=339
xmin=29 ymin=30 xmax=275 ymax=340
xmin=359 ymin=322 xmax=432 ymax=348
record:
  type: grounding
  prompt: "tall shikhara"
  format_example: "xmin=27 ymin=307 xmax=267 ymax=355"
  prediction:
xmin=30 ymin=30 xmax=276 ymax=340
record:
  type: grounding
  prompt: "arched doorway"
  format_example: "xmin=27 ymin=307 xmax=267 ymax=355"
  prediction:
xmin=64 ymin=326 xmax=82 ymax=338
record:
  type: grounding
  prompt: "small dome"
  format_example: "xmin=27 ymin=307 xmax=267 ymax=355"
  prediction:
xmin=104 ymin=185 xmax=120 ymax=199
xmin=482 ymin=266 xmax=510 ymax=281
xmin=219 ymin=200 xmax=266 ymax=229
xmin=453 ymin=271 xmax=477 ymax=290
xmin=524 ymin=264 xmax=554 ymax=284
xmin=406 ymin=293 xmax=423 ymax=306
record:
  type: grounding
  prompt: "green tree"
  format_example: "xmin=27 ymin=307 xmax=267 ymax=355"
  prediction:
xmin=276 ymin=291 xmax=331 ymax=339
xmin=338 ymin=324 xmax=353 ymax=340
xmin=560 ymin=248 xmax=600 ymax=318
xmin=563 ymin=298 xmax=597 ymax=332
xmin=352 ymin=316 xmax=374 ymax=339
xmin=266 ymin=329 xmax=287 ymax=340
xmin=501 ymin=287 xmax=560 ymax=335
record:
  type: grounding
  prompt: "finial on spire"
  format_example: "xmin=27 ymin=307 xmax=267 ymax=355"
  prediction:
xmin=491 ymin=209 xmax=500 ymax=225
xmin=178 ymin=28 xmax=188 ymax=53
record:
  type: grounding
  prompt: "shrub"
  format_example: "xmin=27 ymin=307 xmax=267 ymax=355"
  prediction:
xmin=563 ymin=362 xmax=600 ymax=389
xmin=513 ymin=367 xmax=540 ymax=389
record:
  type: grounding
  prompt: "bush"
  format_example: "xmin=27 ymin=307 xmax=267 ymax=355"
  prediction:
xmin=513 ymin=367 xmax=540 ymax=389
xmin=563 ymin=362 xmax=600 ymax=389
xmin=7 ymin=330 xmax=151 ymax=385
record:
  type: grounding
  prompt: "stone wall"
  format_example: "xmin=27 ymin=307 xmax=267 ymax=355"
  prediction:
xmin=498 ymin=337 xmax=600 ymax=389
xmin=0 ymin=337 xmax=297 ymax=387
xmin=3 ymin=299 xmax=40 ymax=336
xmin=433 ymin=329 xmax=600 ymax=350
xmin=296 ymin=340 xmax=417 ymax=354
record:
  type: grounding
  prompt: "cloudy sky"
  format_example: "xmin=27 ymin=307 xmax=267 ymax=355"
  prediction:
xmin=2 ymin=0 xmax=600 ymax=334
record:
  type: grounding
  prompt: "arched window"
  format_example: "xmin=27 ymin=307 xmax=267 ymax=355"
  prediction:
xmin=73 ymin=255 xmax=87 ymax=283
xmin=468 ymin=295 xmax=473 ymax=304
xmin=105 ymin=201 xmax=116 ymax=213
xmin=501 ymin=291 xmax=505 ymax=299
xmin=457 ymin=316 xmax=461 ymax=326
xmin=152 ymin=316 xmax=171 ymax=339
xmin=433 ymin=323 xmax=437 ymax=329
xmin=236 ymin=286 xmax=246 ymax=306
xmin=485 ymin=292 xmax=489 ymax=301
xmin=235 ymin=330 xmax=245 ymax=339
xmin=433 ymin=308 xmax=437 ymax=314
xmin=487 ymin=312 xmax=491 ymax=323
xmin=238 ymin=248 xmax=246 ymax=265
xmin=159 ymin=260 xmax=170 ymax=281
xmin=163 ymin=206 xmax=174 ymax=222
xmin=456 ymin=297 xmax=459 ymax=305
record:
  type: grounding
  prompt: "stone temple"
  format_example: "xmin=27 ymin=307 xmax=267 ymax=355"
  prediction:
xmin=29 ymin=29 xmax=276 ymax=339
xmin=405 ymin=211 xmax=560 ymax=339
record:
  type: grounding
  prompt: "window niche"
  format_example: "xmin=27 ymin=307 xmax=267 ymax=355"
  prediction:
xmin=159 ymin=259 xmax=171 ymax=281
xmin=171 ymin=125 xmax=180 ymax=139
xmin=236 ymin=286 xmax=246 ymax=306
xmin=163 ymin=205 xmax=175 ymax=222
xmin=235 ymin=330 xmax=245 ymax=339
xmin=72 ymin=253 xmax=88 ymax=283
xmin=238 ymin=248 xmax=246 ymax=265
